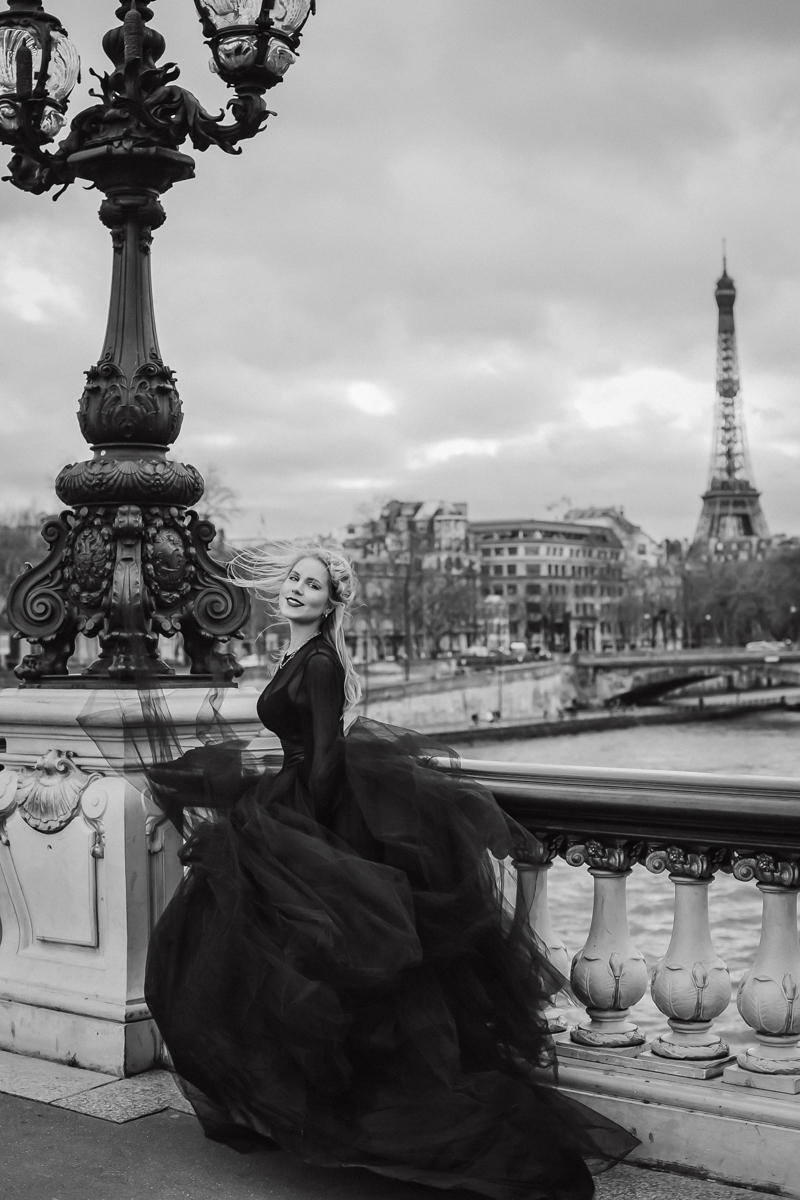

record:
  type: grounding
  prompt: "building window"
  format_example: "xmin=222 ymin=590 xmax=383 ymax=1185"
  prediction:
xmin=508 ymin=546 xmax=518 ymax=556
xmin=492 ymin=565 xmax=503 ymax=576
xmin=525 ymin=583 xmax=541 ymax=595
xmin=507 ymin=584 xmax=518 ymax=595
xmin=507 ymin=564 xmax=517 ymax=576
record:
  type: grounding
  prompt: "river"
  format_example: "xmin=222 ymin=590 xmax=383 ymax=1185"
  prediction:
xmin=453 ymin=711 xmax=800 ymax=1051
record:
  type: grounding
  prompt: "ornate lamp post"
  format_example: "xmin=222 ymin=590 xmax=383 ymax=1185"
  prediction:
xmin=0 ymin=0 xmax=315 ymax=683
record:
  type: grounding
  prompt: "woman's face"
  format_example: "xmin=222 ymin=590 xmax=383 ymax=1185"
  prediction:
xmin=278 ymin=556 xmax=331 ymax=628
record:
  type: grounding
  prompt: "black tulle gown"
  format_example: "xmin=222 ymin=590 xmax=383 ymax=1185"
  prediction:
xmin=143 ymin=637 xmax=637 ymax=1199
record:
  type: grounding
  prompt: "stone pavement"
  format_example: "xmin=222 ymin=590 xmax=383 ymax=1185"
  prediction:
xmin=0 ymin=1051 xmax=773 ymax=1200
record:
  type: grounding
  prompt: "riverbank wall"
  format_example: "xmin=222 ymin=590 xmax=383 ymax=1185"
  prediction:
xmin=439 ymin=700 xmax=786 ymax=747
xmin=355 ymin=662 xmax=578 ymax=730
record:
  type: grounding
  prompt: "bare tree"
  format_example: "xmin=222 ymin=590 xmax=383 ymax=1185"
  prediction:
xmin=197 ymin=465 xmax=242 ymax=533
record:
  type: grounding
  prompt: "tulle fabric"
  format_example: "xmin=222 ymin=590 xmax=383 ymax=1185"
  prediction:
xmin=82 ymin=646 xmax=637 ymax=1199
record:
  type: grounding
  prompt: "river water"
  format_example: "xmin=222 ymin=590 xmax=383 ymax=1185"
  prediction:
xmin=453 ymin=711 xmax=800 ymax=1051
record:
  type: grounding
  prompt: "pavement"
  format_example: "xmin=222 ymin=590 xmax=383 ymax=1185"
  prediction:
xmin=0 ymin=1051 xmax=776 ymax=1200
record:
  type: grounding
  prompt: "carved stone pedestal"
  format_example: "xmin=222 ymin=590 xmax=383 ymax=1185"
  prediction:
xmin=569 ymin=866 xmax=648 ymax=1050
xmin=729 ymin=883 xmax=800 ymax=1091
xmin=0 ymin=685 xmax=267 ymax=1077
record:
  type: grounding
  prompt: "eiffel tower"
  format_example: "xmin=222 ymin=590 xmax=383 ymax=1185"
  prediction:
xmin=691 ymin=260 xmax=770 ymax=560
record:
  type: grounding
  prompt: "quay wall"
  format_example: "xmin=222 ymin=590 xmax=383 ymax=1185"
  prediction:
xmin=355 ymin=663 xmax=578 ymax=730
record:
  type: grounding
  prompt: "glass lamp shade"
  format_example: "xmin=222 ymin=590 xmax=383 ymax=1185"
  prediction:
xmin=0 ymin=27 xmax=40 ymax=95
xmin=202 ymin=0 xmax=263 ymax=29
xmin=45 ymin=30 xmax=80 ymax=103
xmin=269 ymin=0 xmax=313 ymax=36
xmin=0 ymin=23 xmax=79 ymax=141
xmin=214 ymin=34 xmax=258 ymax=72
xmin=197 ymin=0 xmax=313 ymax=85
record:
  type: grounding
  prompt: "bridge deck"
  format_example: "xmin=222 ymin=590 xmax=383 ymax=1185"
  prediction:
xmin=0 ymin=1057 xmax=769 ymax=1200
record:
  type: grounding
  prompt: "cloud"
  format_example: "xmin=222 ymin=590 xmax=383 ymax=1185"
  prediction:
xmin=345 ymin=381 xmax=396 ymax=416
xmin=0 ymin=223 xmax=85 ymax=326
xmin=407 ymin=438 xmax=501 ymax=471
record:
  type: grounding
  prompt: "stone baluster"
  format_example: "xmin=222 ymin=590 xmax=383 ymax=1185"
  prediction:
xmin=724 ymin=855 xmax=800 ymax=1091
xmin=644 ymin=847 xmax=732 ymax=1068
xmin=514 ymin=835 xmax=569 ymax=1033
xmin=567 ymin=840 xmax=648 ymax=1051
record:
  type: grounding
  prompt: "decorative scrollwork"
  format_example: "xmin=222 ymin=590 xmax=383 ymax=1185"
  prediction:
xmin=81 ymin=786 xmax=108 ymax=859
xmin=512 ymin=831 xmax=563 ymax=867
xmin=6 ymin=512 xmax=79 ymax=680
xmin=146 ymin=811 xmax=171 ymax=855
xmin=0 ymin=770 xmax=19 ymax=847
xmin=179 ymin=512 xmax=248 ymax=678
xmin=644 ymin=845 xmax=727 ymax=880
xmin=6 ymin=513 xmax=72 ymax=642
xmin=730 ymin=852 xmax=800 ymax=888
xmin=563 ymin=838 xmax=642 ymax=873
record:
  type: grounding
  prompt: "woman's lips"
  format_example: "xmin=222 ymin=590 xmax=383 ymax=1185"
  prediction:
xmin=286 ymin=597 xmax=303 ymax=607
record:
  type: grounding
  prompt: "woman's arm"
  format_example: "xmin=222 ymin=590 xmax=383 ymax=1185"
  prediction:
xmin=299 ymin=649 xmax=346 ymax=821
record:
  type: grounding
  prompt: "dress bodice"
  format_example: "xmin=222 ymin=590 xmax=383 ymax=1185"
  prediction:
xmin=256 ymin=637 xmax=346 ymax=821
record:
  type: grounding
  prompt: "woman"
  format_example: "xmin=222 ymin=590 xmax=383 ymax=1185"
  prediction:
xmin=144 ymin=540 xmax=637 ymax=1200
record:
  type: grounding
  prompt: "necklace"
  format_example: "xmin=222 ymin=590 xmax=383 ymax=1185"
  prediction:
xmin=278 ymin=630 xmax=320 ymax=670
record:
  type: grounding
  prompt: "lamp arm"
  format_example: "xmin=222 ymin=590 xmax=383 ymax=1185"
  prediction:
xmin=0 ymin=103 xmax=73 ymax=194
xmin=130 ymin=74 xmax=273 ymax=155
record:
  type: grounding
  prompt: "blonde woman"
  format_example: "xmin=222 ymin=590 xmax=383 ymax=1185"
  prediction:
xmin=144 ymin=540 xmax=635 ymax=1200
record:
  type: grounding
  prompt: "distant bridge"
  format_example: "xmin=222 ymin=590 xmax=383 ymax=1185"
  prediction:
xmin=572 ymin=649 xmax=800 ymax=706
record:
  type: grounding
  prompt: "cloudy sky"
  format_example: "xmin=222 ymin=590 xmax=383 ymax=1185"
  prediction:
xmin=3 ymin=0 xmax=800 ymax=543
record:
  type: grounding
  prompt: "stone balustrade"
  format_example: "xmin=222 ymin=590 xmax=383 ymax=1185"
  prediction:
xmin=436 ymin=757 xmax=800 ymax=1093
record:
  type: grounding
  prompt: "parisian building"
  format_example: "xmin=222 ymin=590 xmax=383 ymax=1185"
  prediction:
xmin=341 ymin=500 xmax=479 ymax=662
xmin=470 ymin=518 xmax=625 ymax=653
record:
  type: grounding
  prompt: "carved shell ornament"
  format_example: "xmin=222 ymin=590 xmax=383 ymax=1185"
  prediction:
xmin=13 ymin=750 xmax=102 ymax=834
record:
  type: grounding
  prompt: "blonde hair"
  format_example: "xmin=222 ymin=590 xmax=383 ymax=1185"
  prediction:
xmin=227 ymin=538 xmax=362 ymax=711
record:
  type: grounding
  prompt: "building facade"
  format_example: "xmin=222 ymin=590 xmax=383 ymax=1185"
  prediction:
xmin=565 ymin=507 xmax=663 ymax=574
xmin=341 ymin=500 xmax=479 ymax=662
xmin=470 ymin=518 xmax=625 ymax=653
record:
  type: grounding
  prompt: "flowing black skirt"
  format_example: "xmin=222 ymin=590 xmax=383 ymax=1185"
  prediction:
xmin=143 ymin=717 xmax=637 ymax=1200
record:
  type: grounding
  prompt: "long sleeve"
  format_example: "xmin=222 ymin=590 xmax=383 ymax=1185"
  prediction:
xmin=298 ymin=648 xmax=346 ymax=821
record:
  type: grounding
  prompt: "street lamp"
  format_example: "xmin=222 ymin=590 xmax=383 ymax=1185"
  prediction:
xmin=0 ymin=0 xmax=315 ymax=683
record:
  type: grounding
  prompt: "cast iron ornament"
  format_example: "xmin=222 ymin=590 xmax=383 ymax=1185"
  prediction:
xmin=1 ymin=0 xmax=316 ymax=682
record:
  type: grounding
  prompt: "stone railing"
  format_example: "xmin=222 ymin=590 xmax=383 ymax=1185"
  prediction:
xmin=437 ymin=757 xmax=800 ymax=1090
